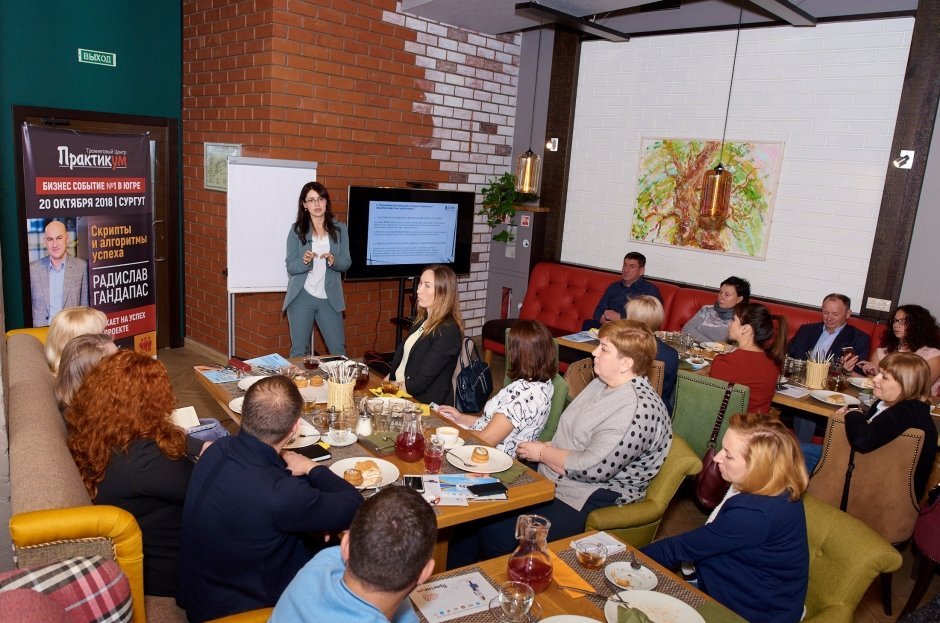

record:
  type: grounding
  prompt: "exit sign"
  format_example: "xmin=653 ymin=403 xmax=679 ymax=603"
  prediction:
xmin=77 ymin=48 xmax=116 ymax=67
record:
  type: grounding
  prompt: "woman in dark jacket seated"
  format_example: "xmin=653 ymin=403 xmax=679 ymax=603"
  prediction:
xmin=388 ymin=264 xmax=463 ymax=405
xmin=66 ymin=350 xmax=197 ymax=597
xmin=643 ymin=412 xmax=809 ymax=623
xmin=842 ymin=351 xmax=937 ymax=500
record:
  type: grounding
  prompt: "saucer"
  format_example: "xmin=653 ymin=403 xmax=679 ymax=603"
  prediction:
xmin=442 ymin=438 xmax=465 ymax=450
xmin=324 ymin=431 xmax=358 ymax=447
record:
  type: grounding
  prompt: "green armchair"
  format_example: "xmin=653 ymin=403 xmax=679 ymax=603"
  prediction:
xmin=803 ymin=494 xmax=903 ymax=623
xmin=672 ymin=371 xmax=749 ymax=458
xmin=585 ymin=435 xmax=702 ymax=547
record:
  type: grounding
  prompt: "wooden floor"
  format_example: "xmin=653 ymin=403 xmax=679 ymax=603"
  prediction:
xmin=160 ymin=343 xmax=940 ymax=620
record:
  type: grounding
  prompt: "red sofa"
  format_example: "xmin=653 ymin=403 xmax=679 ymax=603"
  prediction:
xmin=482 ymin=262 xmax=886 ymax=365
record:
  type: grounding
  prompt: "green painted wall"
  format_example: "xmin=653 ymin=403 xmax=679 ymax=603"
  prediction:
xmin=0 ymin=1 xmax=181 ymax=328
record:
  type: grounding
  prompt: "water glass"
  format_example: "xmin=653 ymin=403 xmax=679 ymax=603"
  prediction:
xmin=497 ymin=581 xmax=534 ymax=622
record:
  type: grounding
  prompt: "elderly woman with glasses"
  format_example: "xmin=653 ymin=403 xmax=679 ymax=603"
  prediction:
xmin=854 ymin=304 xmax=940 ymax=397
xmin=283 ymin=181 xmax=351 ymax=357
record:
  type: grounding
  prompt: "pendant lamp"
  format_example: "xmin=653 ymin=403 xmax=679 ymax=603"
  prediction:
xmin=515 ymin=27 xmax=543 ymax=195
xmin=699 ymin=0 xmax=745 ymax=225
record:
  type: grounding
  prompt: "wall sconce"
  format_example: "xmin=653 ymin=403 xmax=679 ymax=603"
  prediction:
xmin=545 ymin=138 xmax=559 ymax=152
xmin=892 ymin=150 xmax=914 ymax=169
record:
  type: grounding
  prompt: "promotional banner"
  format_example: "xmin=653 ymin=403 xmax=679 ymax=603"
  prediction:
xmin=21 ymin=125 xmax=156 ymax=355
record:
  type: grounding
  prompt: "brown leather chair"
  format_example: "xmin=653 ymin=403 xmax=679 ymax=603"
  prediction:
xmin=563 ymin=357 xmax=594 ymax=404
xmin=648 ymin=360 xmax=665 ymax=396
xmin=806 ymin=416 xmax=925 ymax=615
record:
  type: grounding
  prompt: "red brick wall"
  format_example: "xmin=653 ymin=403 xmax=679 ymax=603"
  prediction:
xmin=182 ymin=0 xmax=519 ymax=357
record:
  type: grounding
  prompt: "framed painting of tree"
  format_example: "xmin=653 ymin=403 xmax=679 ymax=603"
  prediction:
xmin=632 ymin=138 xmax=784 ymax=258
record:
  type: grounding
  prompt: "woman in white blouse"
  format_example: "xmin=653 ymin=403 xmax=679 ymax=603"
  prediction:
xmin=438 ymin=320 xmax=556 ymax=456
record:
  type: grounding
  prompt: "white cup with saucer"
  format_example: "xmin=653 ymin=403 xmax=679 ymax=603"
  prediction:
xmin=436 ymin=426 xmax=461 ymax=449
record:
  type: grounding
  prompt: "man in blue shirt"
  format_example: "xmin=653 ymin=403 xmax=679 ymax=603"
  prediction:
xmin=582 ymin=252 xmax=662 ymax=330
xmin=270 ymin=486 xmax=437 ymax=623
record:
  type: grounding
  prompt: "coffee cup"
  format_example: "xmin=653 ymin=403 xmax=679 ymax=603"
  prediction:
xmin=436 ymin=426 xmax=460 ymax=448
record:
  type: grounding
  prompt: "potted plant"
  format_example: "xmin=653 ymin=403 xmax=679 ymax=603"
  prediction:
xmin=478 ymin=172 xmax=537 ymax=242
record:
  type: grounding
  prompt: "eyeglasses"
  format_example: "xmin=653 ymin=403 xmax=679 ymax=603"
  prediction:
xmin=892 ymin=317 xmax=908 ymax=326
xmin=304 ymin=196 xmax=325 ymax=205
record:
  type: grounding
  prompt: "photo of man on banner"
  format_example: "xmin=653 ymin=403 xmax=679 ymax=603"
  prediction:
xmin=28 ymin=218 xmax=88 ymax=327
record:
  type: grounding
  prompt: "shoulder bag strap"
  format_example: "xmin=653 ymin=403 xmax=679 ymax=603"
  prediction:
xmin=839 ymin=447 xmax=856 ymax=512
xmin=706 ymin=384 xmax=736 ymax=450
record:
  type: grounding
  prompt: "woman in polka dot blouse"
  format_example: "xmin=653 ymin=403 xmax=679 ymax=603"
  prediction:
xmin=448 ymin=320 xmax=672 ymax=565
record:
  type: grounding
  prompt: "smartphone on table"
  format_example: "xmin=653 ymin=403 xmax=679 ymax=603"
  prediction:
xmin=404 ymin=475 xmax=424 ymax=492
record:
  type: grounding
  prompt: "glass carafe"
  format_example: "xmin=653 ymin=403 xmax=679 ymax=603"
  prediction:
xmin=507 ymin=515 xmax=553 ymax=593
xmin=395 ymin=409 xmax=425 ymax=462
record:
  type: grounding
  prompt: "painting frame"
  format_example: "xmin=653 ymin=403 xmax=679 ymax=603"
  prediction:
xmin=204 ymin=142 xmax=242 ymax=191
xmin=631 ymin=137 xmax=784 ymax=259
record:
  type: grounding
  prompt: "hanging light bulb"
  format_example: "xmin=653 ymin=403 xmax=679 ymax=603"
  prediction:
xmin=515 ymin=149 xmax=541 ymax=194
xmin=699 ymin=0 xmax=744 ymax=227
xmin=514 ymin=27 xmax=543 ymax=196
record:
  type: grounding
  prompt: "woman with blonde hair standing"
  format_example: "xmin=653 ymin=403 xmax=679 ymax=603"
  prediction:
xmin=388 ymin=264 xmax=463 ymax=405
xmin=642 ymin=412 xmax=809 ymax=622
xmin=283 ymin=181 xmax=351 ymax=357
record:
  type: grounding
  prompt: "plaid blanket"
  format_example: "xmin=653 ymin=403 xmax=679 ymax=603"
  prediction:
xmin=0 ymin=555 xmax=132 ymax=622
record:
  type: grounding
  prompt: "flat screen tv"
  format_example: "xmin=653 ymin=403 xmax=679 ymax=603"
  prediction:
xmin=345 ymin=186 xmax=475 ymax=280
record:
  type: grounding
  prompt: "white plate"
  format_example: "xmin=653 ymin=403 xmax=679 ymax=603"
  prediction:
xmin=847 ymin=376 xmax=874 ymax=390
xmin=604 ymin=590 xmax=704 ymax=623
xmin=228 ymin=396 xmax=244 ymax=414
xmin=702 ymin=341 xmax=729 ymax=353
xmin=237 ymin=375 xmax=266 ymax=391
xmin=322 ymin=431 xmax=358 ymax=447
xmin=683 ymin=357 xmax=708 ymax=370
xmin=809 ymin=390 xmax=860 ymax=407
xmin=604 ymin=562 xmax=658 ymax=591
xmin=284 ymin=421 xmax=320 ymax=449
xmin=541 ymin=617 xmax=600 ymax=623
xmin=329 ymin=457 xmax=399 ymax=489
xmin=446 ymin=445 xmax=513 ymax=473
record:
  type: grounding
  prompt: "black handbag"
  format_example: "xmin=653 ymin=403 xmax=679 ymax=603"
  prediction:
xmin=455 ymin=338 xmax=493 ymax=413
xmin=695 ymin=384 xmax=735 ymax=510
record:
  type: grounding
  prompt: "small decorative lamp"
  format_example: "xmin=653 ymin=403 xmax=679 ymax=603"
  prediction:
xmin=699 ymin=0 xmax=744 ymax=225
xmin=514 ymin=26 xmax=543 ymax=196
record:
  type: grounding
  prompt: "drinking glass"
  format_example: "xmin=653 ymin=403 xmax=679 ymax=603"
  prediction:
xmin=303 ymin=355 xmax=320 ymax=371
xmin=573 ymin=541 xmax=608 ymax=570
xmin=497 ymin=581 xmax=534 ymax=622
xmin=329 ymin=417 xmax=351 ymax=444
xmin=424 ymin=436 xmax=444 ymax=474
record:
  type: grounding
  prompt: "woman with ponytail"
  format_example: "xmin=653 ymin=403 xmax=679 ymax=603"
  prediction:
xmin=709 ymin=302 xmax=788 ymax=413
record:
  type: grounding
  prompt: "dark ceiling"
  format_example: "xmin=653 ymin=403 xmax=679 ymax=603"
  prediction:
xmin=402 ymin=0 xmax=918 ymax=40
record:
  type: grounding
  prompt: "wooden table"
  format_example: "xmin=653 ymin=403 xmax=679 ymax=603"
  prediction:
xmin=556 ymin=335 xmax=598 ymax=354
xmin=193 ymin=364 xmax=556 ymax=570
xmin=425 ymin=530 xmax=744 ymax=622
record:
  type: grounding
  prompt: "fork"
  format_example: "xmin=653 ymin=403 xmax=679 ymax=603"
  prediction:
xmin=553 ymin=583 xmax=626 ymax=604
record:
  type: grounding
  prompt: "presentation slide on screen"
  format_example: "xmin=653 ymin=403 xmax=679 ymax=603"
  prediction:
xmin=366 ymin=201 xmax=458 ymax=265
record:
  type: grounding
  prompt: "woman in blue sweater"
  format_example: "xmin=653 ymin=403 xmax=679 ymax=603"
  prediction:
xmin=642 ymin=413 xmax=809 ymax=623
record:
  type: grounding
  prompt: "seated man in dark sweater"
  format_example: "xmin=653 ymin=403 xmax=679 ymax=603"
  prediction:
xmin=582 ymin=252 xmax=662 ymax=330
xmin=177 ymin=375 xmax=363 ymax=622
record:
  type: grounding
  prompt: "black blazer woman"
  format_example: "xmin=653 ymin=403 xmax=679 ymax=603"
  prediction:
xmin=389 ymin=265 xmax=463 ymax=405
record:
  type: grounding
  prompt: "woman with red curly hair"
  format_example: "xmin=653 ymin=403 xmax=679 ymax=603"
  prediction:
xmin=66 ymin=350 xmax=194 ymax=597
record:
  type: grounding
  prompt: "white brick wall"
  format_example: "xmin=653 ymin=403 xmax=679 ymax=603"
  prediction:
xmin=385 ymin=6 xmax=521 ymax=334
xmin=563 ymin=19 xmax=913 ymax=312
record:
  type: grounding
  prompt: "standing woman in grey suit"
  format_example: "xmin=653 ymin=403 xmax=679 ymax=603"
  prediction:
xmin=283 ymin=182 xmax=351 ymax=357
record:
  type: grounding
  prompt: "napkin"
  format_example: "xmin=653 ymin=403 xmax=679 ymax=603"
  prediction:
xmin=491 ymin=461 xmax=527 ymax=485
xmin=547 ymin=550 xmax=593 ymax=598
xmin=777 ymin=384 xmax=809 ymax=398
xmin=616 ymin=604 xmax=654 ymax=623
xmin=361 ymin=432 xmax=397 ymax=455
